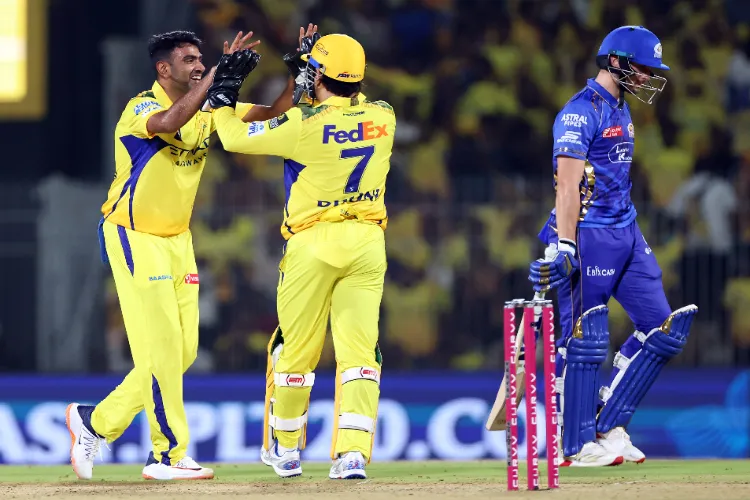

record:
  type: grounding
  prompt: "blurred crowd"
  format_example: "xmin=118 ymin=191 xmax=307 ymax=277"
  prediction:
xmin=103 ymin=0 xmax=750 ymax=373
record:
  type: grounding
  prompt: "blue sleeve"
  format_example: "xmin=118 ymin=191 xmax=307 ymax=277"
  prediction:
xmin=552 ymin=99 xmax=600 ymax=161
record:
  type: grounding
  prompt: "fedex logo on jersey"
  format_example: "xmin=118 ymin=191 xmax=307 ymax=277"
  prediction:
xmin=323 ymin=121 xmax=388 ymax=144
xmin=560 ymin=113 xmax=588 ymax=127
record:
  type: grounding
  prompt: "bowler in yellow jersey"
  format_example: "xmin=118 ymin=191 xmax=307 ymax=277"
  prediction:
xmin=63 ymin=27 xmax=311 ymax=481
xmin=207 ymin=33 xmax=394 ymax=479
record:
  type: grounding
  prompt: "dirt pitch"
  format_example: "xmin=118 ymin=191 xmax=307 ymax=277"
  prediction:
xmin=2 ymin=481 xmax=748 ymax=500
xmin=1 ymin=460 xmax=749 ymax=500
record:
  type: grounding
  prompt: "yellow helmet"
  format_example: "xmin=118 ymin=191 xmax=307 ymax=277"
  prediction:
xmin=302 ymin=34 xmax=366 ymax=82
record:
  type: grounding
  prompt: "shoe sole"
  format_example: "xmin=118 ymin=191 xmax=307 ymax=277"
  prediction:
xmin=65 ymin=403 xmax=88 ymax=481
xmin=142 ymin=473 xmax=215 ymax=480
xmin=261 ymin=455 xmax=302 ymax=478
xmin=561 ymin=456 xmax=624 ymax=467
xmin=329 ymin=473 xmax=366 ymax=479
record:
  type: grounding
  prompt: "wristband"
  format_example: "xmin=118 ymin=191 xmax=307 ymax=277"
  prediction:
xmin=558 ymin=238 xmax=577 ymax=257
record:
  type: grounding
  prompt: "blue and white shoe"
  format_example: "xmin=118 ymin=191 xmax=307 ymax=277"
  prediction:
xmin=260 ymin=442 xmax=302 ymax=478
xmin=329 ymin=451 xmax=366 ymax=479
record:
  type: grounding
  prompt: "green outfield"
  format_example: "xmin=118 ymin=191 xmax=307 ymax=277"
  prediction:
xmin=1 ymin=460 xmax=749 ymax=499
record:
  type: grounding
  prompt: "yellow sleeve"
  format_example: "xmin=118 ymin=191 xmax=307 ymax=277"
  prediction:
xmin=214 ymin=106 xmax=302 ymax=157
xmin=209 ymin=102 xmax=254 ymax=134
xmin=235 ymin=102 xmax=254 ymax=119
xmin=124 ymin=97 xmax=166 ymax=139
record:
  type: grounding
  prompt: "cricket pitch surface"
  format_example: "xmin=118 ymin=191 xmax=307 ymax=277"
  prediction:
xmin=1 ymin=460 xmax=749 ymax=499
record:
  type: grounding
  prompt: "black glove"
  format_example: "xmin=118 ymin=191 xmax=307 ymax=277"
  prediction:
xmin=283 ymin=32 xmax=321 ymax=79
xmin=207 ymin=49 xmax=261 ymax=109
xmin=283 ymin=32 xmax=321 ymax=105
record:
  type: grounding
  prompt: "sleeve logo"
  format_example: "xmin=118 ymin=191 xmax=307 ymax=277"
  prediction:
xmin=268 ymin=113 xmax=289 ymax=129
xmin=247 ymin=121 xmax=266 ymax=137
xmin=133 ymin=100 xmax=162 ymax=116
xmin=560 ymin=113 xmax=588 ymax=127
xmin=556 ymin=131 xmax=582 ymax=145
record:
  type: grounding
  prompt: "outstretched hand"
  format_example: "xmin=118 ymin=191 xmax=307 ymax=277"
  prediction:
xmin=223 ymin=31 xmax=261 ymax=54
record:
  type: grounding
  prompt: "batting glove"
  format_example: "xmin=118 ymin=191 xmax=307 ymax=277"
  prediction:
xmin=528 ymin=239 xmax=580 ymax=293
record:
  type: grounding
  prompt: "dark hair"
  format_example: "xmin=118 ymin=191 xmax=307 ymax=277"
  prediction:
xmin=148 ymin=31 xmax=203 ymax=64
xmin=320 ymin=74 xmax=362 ymax=98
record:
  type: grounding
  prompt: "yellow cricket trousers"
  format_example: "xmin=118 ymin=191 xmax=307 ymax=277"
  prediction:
xmin=91 ymin=221 xmax=199 ymax=465
xmin=271 ymin=220 xmax=386 ymax=460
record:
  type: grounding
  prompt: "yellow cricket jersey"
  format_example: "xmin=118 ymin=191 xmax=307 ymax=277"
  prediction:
xmin=213 ymin=93 xmax=396 ymax=239
xmin=101 ymin=81 xmax=253 ymax=237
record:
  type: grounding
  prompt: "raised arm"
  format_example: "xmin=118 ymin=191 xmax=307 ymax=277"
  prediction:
xmin=146 ymin=67 xmax=217 ymax=135
xmin=214 ymin=106 xmax=301 ymax=157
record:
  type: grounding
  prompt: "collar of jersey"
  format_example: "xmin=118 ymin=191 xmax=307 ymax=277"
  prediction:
xmin=314 ymin=92 xmax=367 ymax=108
xmin=152 ymin=81 xmax=173 ymax=107
xmin=586 ymin=78 xmax=618 ymax=108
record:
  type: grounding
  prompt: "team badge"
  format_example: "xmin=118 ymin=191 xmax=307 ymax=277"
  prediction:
xmin=627 ymin=123 xmax=635 ymax=138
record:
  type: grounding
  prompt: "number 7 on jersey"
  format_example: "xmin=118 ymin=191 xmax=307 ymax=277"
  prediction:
xmin=341 ymin=145 xmax=375 ymax=193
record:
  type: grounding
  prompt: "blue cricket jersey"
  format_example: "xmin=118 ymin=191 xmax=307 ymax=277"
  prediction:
xmin=551 ymin=78 xmax=637 ymax=228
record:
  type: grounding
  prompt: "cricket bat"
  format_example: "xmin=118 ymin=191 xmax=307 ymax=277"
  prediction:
xmin=485 ymin=292 xmax=545 ymax=431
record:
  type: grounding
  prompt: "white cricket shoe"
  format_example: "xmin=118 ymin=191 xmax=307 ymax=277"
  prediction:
xmin=142 ymin=454 xmax=214 ymax=480
xmin=597 ymin=427 xmax=646 ymax=464
xmin=260 ymin=442 xmax=302 ymax=478
xmin=329 ymin=451 xmax=367 ymax=479
xmin=65 ymin=403 xmax=102 ymax=480
xmin=561 ymin=441 xmax=624 ymax=467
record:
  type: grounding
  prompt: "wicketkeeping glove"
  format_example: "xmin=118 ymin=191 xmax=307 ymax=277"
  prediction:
xmin=206 ymin=49 xmax=261 ymax=109
xmin=528 ymin=239 xmax=580 ymax=293
xmin=283 ymin=32 xmax=321 ymax=105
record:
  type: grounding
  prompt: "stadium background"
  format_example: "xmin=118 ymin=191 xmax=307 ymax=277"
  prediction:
xmin=0 ymin=0 xmax=748 ymax=464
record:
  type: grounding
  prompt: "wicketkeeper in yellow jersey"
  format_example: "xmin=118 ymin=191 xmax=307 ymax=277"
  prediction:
xmin=207 ymin=33 xmax=394 ymax=479
xmin=64 ymin=27 xmax=319 ymax=481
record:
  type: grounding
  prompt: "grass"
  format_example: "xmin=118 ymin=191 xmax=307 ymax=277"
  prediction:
xmin=1 ymin=460 xmax=749 ymax=484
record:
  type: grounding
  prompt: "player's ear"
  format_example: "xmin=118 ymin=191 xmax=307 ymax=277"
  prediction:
xmin=156 ymin=60 xmax=170 ymax=79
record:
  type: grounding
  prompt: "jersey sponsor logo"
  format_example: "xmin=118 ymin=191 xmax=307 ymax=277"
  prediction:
xmin=586 ymin=266 xmax=615 ymax=277
xmin=149 ymin=275 xmax=173 ymax=282
xmin=133 ymin=100 xmax=162 ymax=116
xmin=343 ymin=111 xmax=365 ymax=117
xmin=317 ymin=188 xmax=382 ymax=207
xmin=627 ymin=123 xmax=635 ymax=138
xmin=323 ymin=121 xmax=388 ymax=144
xmin=268 ymin=113 xmax=289 ymax=129
xmin=247 ymin=121 xmax=266 ymax=137
xmin=602 ymin=126 xmax=623 ymax=138
xmin=556 ymin=131 xmax=582 ymax=145
xmin=185 ymin=273 xmax=200 ymax=284
xmin=608 ymin=142 xmax=633 ymax=163
xmin=560 ymin=113 xmax=588 ymax=127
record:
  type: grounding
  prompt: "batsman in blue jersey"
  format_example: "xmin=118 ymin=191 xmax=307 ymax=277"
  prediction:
xmin=529 ymin=26 xmax=698 ymax=467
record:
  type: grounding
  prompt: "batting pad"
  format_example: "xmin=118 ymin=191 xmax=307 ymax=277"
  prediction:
xmin=330 ymin=345 xmax=383 ymax=463
xmin=263 ymin=327 xmax=314 ymax=452
xmin=597 ymin=304 xmax=697 ymax=433
xmin=561 ymin=305 xmax=610 ymax=458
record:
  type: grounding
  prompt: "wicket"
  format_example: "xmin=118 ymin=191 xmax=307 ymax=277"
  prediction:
xmin=503 ymin=299 xmax=559 ymax=491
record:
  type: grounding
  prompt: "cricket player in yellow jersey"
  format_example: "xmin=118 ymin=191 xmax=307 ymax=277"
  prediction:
xmin=207 ymin=33 xmax=394 ymax=479
xmin=63 ymin=27 xmax=318 ymax=481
